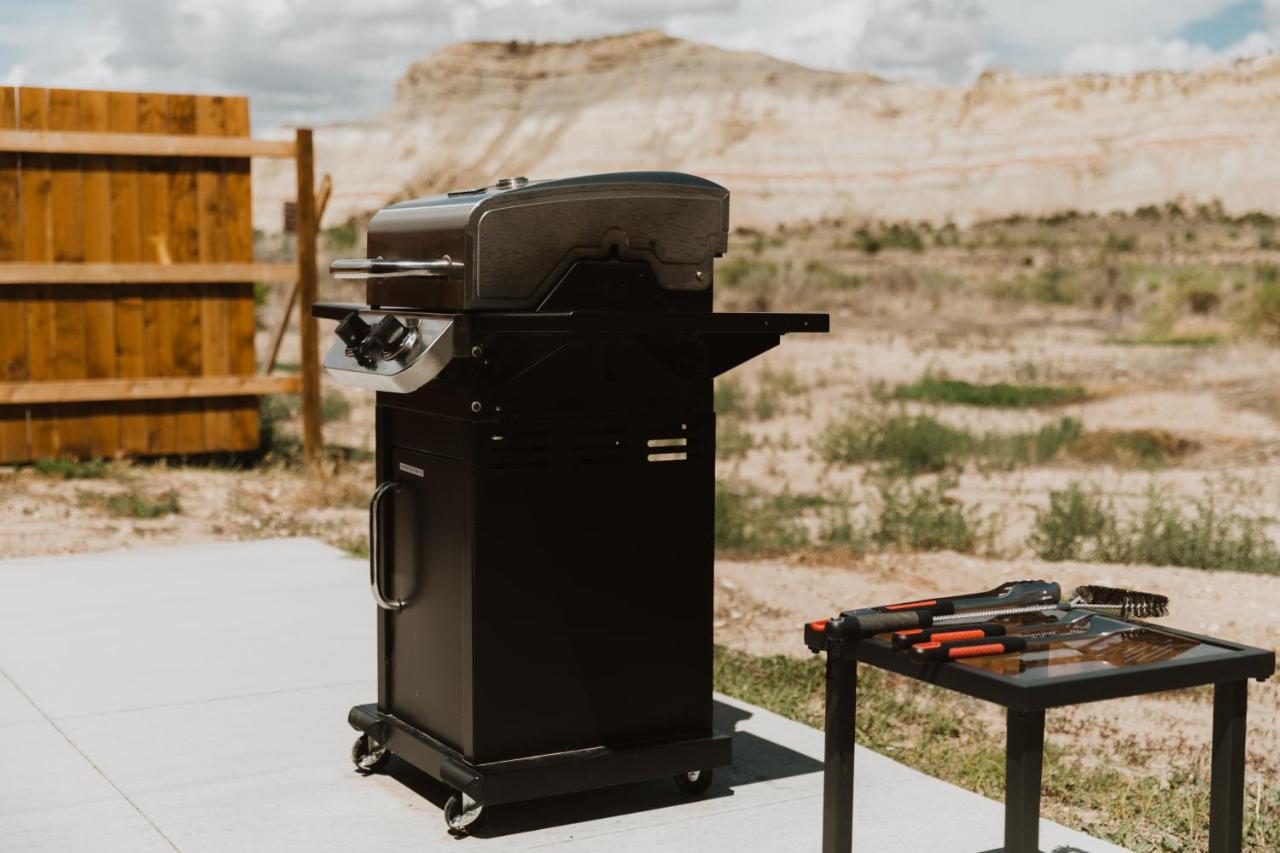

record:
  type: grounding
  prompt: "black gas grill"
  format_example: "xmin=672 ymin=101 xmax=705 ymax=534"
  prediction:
xmin=314 ymin=172 xmax=827 ymax=833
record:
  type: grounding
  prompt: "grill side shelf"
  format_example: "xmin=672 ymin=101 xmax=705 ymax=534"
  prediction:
xmin=311 ymin=302 xmax=829 ymax=335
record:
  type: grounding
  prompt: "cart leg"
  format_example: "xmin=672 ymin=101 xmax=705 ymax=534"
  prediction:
xmin=1208 ymin=680 xmax=1247 ymax=853
xmin=821 ymin=642 xmax=857 ymax=853
xmin=1004 ymin=708 xmax=1044 ymax=853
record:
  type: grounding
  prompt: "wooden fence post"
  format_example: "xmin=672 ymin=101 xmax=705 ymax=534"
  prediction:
xmin=295 ymin=128 xmax=322 ymax=464
xmin=266 ymin=173 xmax=330 ymax=374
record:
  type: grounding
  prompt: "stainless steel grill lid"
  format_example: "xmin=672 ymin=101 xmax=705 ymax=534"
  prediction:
xmin=332 ymin=171 xmax=728 ymax=313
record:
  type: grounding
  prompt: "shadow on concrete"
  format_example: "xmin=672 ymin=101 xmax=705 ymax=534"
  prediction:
xmin=379 ymin=698 xmax=823 ymax=838
xmin=976 ymin=847 xmax=1094 ymax=853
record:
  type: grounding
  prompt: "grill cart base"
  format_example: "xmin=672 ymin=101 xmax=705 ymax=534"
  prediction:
xmin=348 ymin=703 xmax=732 ymax=832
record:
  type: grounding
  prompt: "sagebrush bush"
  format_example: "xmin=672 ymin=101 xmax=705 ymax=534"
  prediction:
xmin=1031 ymin=483 xmax=1280 ymax=574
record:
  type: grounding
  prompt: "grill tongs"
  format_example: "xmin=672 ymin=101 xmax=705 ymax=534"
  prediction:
xmin=331 ymin=257 xmax=464 ymax=280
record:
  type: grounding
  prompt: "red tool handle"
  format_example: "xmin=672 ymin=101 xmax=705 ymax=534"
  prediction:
xmin=909 ymin=635 xmax=1029 ymax=662
xmin=890 ymin=623 xmax=1007 ymax=649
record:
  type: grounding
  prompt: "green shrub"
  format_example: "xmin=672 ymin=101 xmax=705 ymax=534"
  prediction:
xmin=1029 ymin=483 xmax=1116 ymax=561
xmin=851 ymin=224 xmax=924 ymax=254
xmin=1103 ymin=233 xmax=1137 ymax=252
xmin=972 ymin=417 xmax=1083 ymax=470
xmin=1236 ymin=264 xmax=1280 ymax=339
xmin=714 ymin=482 xmax=811 ymax=554
xmin=871 ymin=478 xmax=986 ymax=553
xmin=804 ymin=259 xmax=863 ymax=290
xmin=1106 ymin=334 xmax=1222 ymax=348
xmin=321 ymin=389 xmax=352 ymax=423
xmin=717 ymin=256 xmax=777 ymax=288
xmin=753 ymin=368 xmax=805 ymax=418
xmin=717 ymin=371 xmax=804 ymax=421
xmin=815 ymin=412 xmax=968 ymax=475
xmin=1030 ymin=268 xmax=1077 ymax=304
xmin=1031 ymin=483 xmax=1280 ymax=574
xmin=323 ymin=221 xmax=360 ymax=251
xmin=33 ymin=458 xmax=110 ymax=479
xmin=259 ymin=395 xmax=302 ymax=460
xmin=79 ymin=488 xmax=181 ymax=519
xmin=815 ymin=412 xmax=1084 ymax=475
xmin=893 ymin=375 xmax=1087 ymax=408
xmin=714 ymin=377 xmax=749 ymax=417
xmin=716 ymin=417 xmax=754 ymax=459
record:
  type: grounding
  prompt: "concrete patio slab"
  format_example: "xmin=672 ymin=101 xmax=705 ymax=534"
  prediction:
xmin=0 ymin=539 xmax=1129 ymax=853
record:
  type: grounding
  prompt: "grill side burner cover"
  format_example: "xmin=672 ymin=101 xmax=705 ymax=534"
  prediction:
xmin=359 ymin=172 xmax=728 ymax=311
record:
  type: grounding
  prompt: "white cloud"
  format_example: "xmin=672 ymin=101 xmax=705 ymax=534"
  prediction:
xmin=0 ymin=0 xmax=1272 ymax=130
xmin=1062 ymin=28 xmax=1276 ymax=77
xmin=852 ymin=0 xmax=989 ymax=83
xmin=1062 ymin=38 xmax=1221 ymax=75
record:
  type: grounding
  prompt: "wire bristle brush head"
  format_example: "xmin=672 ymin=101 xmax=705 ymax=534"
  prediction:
xmin=1074 ymin=585 xmax=1169 ymax=618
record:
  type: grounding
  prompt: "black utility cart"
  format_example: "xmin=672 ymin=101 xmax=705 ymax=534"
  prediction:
xmin=316 ymin=172 xmax=827 ymax=833
xmin=806 ymin=616 xmax=1275 ymax=853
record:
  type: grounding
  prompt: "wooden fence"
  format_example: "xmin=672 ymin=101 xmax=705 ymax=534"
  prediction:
xmin=0 ymin=86 xmax=320 ymax=464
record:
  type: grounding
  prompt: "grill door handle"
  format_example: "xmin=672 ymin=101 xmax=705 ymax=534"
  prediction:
xmin=331 ymin=257 xmax=463 ymax=280
xmin=369 ymin=480 xmax=406 ymax=611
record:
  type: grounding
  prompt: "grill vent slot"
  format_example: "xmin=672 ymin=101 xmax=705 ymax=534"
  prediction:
xmin=646 ymin=428 xmax=689 ymax=463
xmin=572 ymin=425 xmax=627 ymax=466
xmin=490 ymin=430 xmax=550 ymax=470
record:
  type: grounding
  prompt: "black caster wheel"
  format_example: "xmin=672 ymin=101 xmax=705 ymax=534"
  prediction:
xmin=673 ymin=768 xmax=713 ymax=797
xmin=350 ymin=733 xmax=390 ymax=775
xmin=444 ymin=793 xmax=485 ymax=833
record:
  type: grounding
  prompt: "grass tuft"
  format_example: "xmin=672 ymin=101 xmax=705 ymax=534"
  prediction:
xmin=714 ymin=483 xmax=812 ymax=554
xmin=871 ymin=477 xmax=989 ymax=553
xmin=715 ymin=478 xmax=986 ymax=556
xmin=78 ymin=487 xmax=181 ymax=519
xmin=1031 ymin=483 xmax=1280 ymax=574
xmin=815 ymin=412 xmax=1083 ymax=475
xmin=894 ymin=375 xmax=1088 ymax=408
xmin=321 ymin=389 xmax=353 ymax=424
xmin=1106 ymin=334 xmax=1223 ymax=348
xmin=33 ymin=458 xmax=111 ymax=479
xmin=716 ymin=418 xmax=754 ymax=459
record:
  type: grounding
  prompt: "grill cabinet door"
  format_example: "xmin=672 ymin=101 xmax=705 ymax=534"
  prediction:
xmin=384 ymin=448 xmax=469 ymax=751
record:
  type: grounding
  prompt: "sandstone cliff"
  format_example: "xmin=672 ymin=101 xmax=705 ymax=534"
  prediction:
xmin=254 ymin=30 xmax=1280 ymax=231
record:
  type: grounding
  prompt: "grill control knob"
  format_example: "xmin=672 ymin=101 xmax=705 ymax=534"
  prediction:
xmin=360 ymin=315 xmax=410 ymax=363
xmin=495 ymin=176 xmax=529 ymax=190
xmin=335 ymin=312 xmax=371 ymax=351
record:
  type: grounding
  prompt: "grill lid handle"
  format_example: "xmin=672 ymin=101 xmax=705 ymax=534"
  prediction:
xmin=331 ymin=257 xmax=463 ymax=280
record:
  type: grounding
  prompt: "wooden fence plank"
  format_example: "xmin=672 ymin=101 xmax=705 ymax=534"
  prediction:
xmin=167 ymin=94 xmax=204 ymax=454
xmin=137 ymin=92 xmax=176 ymax=455
xmin=0 ymin=129 xmax=295 ymax=158
xmin=225 ymin=97 xmax=258 ymax=450
xmin=0 ymin=375 xmax=300 ymax=404
xmin=0 ymin=261 xmax=294 ymax=284
xmin=49 ymin=88 xmax=92 ymax=457
xmin=108 ymin=91 xmax=148 ymax=455
xmin=19 ymin=87 xmax=58 ymax=459
xmin=0 ymin=87 xmax=28 ymax=462
xmin=78 ymin=89 xmax=119 ymax=457
xmin=196 ymin=95 xmax=234 ymax=451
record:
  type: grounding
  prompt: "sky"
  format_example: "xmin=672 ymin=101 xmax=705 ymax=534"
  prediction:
xmin=1 ymin=0 xmax=1277 ymax=132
